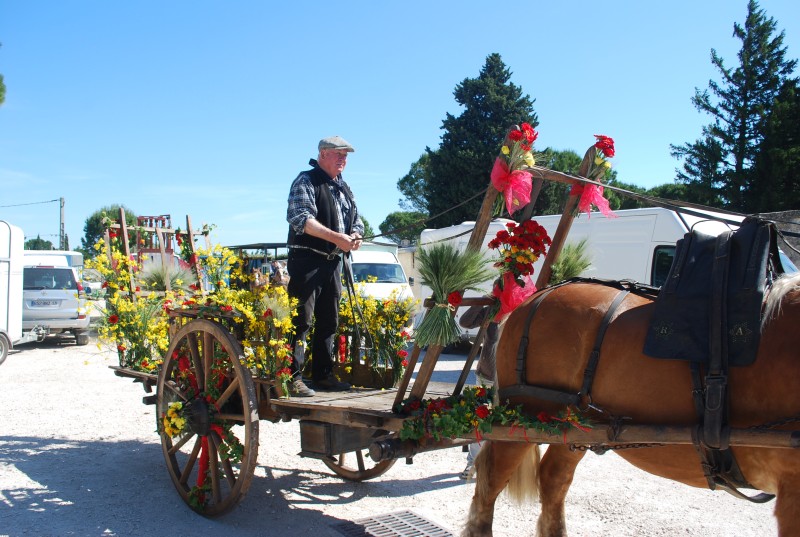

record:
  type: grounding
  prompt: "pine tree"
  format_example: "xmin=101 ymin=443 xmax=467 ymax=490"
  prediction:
xmin=424 ymin=53 xmax=538 ymax=227
xmin=670 ymin=0 xmax=797 ymax=211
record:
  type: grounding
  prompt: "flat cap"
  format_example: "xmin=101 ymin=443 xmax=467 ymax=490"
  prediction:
xmin=318 ymin=135 xmax=355 ymax=153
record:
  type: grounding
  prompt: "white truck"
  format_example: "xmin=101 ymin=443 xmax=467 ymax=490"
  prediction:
xmin=0 ymin=221 xmax=49 ymax=364
xmin=416 ymin=207 xmax=798 ymax=340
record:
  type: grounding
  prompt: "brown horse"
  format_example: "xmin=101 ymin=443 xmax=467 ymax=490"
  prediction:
xmin=463 ymin=272 xmax=800 ymax=537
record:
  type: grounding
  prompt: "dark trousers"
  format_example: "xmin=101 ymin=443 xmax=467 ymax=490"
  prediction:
xmin=287 ymin=252 xmax=342 ymax=381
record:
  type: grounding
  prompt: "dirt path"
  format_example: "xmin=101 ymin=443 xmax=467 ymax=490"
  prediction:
xmin=0 ymin=338 xmax=778 ymax=536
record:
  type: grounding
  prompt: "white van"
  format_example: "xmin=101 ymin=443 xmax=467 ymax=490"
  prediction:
xmin=417 ymin=207 xmax=798 ymax=339
xmin=348 ymin=250 xmax=415 ymax=302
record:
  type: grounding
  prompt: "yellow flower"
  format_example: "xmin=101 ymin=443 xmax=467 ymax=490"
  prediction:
xmin=524 ymin=152 xmax=535 ymax=167
xmin=501 ymin=145 xmax=510 ymax=155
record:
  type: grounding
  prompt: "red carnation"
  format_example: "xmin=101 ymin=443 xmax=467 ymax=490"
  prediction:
xmin=397 ymin=349 xmax=409 ymax=358
xmin=447 ymin=291 xmax=463 ymax=307
xmin=594 ymin=134 xmax=615 ymax=158
xmin=108 ymin=314 xmax=119 ymax=325
xmin=475 ymin=405 xmax=490 ymax=419
xmin=401 ymin=359 xmax=409 ymax=367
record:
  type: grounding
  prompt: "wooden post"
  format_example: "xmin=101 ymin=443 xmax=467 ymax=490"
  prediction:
xmin=185 ymin=215 xmax=204 ymax=293
xmin=117 ymin=207 xmax=137 ymax=303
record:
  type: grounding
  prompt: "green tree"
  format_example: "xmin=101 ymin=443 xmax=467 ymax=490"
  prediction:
xmin=751 ymin=79 xmax=800 ymax=211
xmin=424 ymin=53 xmax=538 ymax=227
xmin=397 ymin=153 xmax=431 ymax=215
xmin=378 ymin=211 xmax=428 ymax=244
xmin=81 ymin=204 xmax=138 ymax=255
xmin=670 ymin=0 xmax=797 ymax=211
xmin=25 ymin=235 xmax=54 ymax=250
xmin=360 ymin=216 xmax=375 ymax=240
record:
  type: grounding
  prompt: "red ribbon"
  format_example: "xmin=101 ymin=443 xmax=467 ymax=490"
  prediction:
xmin=492 ymin=272 xmax=537 ymax=322
xmin=490 ymin=158 xmax=532 ymax=215
xmin=569 ymin=183 xmax=616 ymax=218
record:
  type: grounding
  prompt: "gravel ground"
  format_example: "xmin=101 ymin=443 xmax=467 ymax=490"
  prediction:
xmin=0 ymin=336 xmax=778 ymax=537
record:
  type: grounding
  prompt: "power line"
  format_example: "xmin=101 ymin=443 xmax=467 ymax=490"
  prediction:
xmin=0 ymin=198 xmax=60 ymax=208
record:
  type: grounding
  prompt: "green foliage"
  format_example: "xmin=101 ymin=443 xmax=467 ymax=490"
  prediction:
xmin=425 ymin=53 xmax=538 ymax=227
xmin=752 ymin=79 xmax=800 ymax=211
xmin=414 ymin=243 xmax=493 ymax=347
xmin=397 ymin=153 xmax=431 ymax=214
xmin=379 ymin=211 xmax=427 ymax=244
xmin=0 ymin=73 xmax=5 ymax=106
xmin=360 ymin=216 xmax=375 ymax=239
xmin=81 ymin=205 xmax=137 ymax=255
xmin=549 ymin=239 xmax=592 ymax=285
xmin=24 ymin=235 xmax=54 ymax=250
xmin=670 ymin=0 xmax=797 ymax=211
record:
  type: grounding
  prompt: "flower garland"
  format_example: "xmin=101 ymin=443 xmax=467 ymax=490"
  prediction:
xmin=394 ymin=386 xmax=591 ymax=443
xmin=414 ymin=243 xmax=494 ymax=348
xmin=490 ymin=123 xmax=538 ymax=216
xmin=488 ymin=220 xmax=551 ymax=322
xmin=570 ymin=134 xmax=617 ymax=217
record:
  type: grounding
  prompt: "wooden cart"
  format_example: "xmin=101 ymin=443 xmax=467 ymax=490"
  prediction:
xmin=109 ymin=150 xmax=799 ymax=516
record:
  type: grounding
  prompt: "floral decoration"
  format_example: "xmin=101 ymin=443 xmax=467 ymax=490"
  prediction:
xmin=488 ymin=220 xmax=551 ymax=321
xmin=570 ymin=134 xmax=617 ymax=217
xmin=335 ymin=282 xmax=417 ymax=386
xmin=413 ymin=243 xmax=494 ymax=348
xmin=490 ymin=123 xmax=538 ymax=216
xmin=394 ymin=386 xmax=591 ymax=443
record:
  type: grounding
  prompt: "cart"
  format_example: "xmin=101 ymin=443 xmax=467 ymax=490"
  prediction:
xmin=108 ymin=145 xmax=799 ymax=517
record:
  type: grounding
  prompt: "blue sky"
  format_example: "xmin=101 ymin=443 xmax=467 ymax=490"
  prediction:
xmin=1 ymin=1 xmax=799 ymax=250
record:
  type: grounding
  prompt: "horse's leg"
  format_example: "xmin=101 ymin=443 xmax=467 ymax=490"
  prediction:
xmin=775 ymin=474 xmax=800 ymax=537
xmin=536 ymin=444 xmax=586 ymax=537
xmin=463 ymin=441 xmax=538 ymax=537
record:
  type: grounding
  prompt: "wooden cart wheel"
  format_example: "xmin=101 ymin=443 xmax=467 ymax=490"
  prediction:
xmin=323 ymin=450 xmax=397 ymax=481
xmin=156 ymin=318 xmax=259 ymax=516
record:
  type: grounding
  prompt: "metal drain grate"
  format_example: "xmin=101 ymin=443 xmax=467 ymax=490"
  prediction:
xmin=333 ymin=509 xmax=454 ymax=537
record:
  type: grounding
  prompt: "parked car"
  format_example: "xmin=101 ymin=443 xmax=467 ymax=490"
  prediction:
xmin=22 ymin=264 xmax=90 ymax=345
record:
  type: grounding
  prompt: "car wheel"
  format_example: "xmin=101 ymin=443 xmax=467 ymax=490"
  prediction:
xmin=0 ymin=334 xmax=9 ymax=366
xmin=75 ymin=332 xmax=90 ymax=346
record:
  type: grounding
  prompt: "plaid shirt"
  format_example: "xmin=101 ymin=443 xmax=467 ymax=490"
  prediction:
xmin=287 ymin=171 xmax=364 ymax=237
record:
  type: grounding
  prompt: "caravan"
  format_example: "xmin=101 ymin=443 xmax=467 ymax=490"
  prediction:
xmin=415 ymin=207 xmax=798 ymax=340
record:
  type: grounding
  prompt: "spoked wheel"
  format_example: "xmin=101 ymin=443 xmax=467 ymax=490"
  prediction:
xmin=323 ymin=450 xmax=397 ymax=481
xmin=156 ymin=318 xmax=259 ymax=516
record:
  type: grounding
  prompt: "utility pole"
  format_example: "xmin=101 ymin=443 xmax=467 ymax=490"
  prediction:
xmin=59 ymin=197 xmax=65 ymax=250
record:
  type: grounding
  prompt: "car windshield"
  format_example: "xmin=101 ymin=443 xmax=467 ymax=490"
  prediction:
xmin=351 ymin=263 xmax=406 ymax=283
xmin=23 ymin=267 xmax=77 ymax=290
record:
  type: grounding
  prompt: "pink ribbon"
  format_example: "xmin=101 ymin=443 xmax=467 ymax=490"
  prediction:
xmin=492 ymin=272 xmax=537 ymax=322
xmin=490 ymin=158 xmax=532 ymax=215
xmin=569 ymin=183 xmax=616 ymax=218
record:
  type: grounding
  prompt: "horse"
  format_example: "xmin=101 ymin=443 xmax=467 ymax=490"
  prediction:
xmin=463 ymin=271 xmax=800 ymax=537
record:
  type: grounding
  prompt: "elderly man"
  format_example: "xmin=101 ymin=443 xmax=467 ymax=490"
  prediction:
xmin=285 ymin=135 xmax=364 ymax=396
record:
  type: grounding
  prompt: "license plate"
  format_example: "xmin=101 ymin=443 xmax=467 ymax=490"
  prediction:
xmin=32 ymin=299 xmax=59 ymax=307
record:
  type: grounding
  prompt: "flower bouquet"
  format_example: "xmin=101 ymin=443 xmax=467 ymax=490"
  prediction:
xmin=335 ymin=283 xmax=417 ymax=387
xmin=490 ymin=123 xmax=538 ymax=216
xmin=488 ymin=220 xmax=551 ymax=322
xmin=414 ymin=243 xmax=493 ymax=348
xmin=570 ymin=134 xmax=617 ymax=217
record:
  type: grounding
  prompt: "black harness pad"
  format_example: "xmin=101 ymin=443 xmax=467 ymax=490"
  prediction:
xmin=644 ymin=218 xmax=779 ymax=366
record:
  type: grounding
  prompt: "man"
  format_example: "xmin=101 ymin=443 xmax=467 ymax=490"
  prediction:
xmin=285 ymin=135 xmax=364 ymax=396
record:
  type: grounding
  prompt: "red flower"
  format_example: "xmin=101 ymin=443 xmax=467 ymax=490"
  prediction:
xmin=475 ymin=405 xmax=490 ymax=419
xmin=508 ymin=129 xmax=524 ymax=142
xmin=594 ymin=134 xmax=615 ymax=158
xmin=135 ymin=286 xmax=140 ymax=292
xmin=220 ymin=305 xmax=233 ymax=312
xmin=397 ymin=349 xmax=409 ymax=358
xmin=537 ymin=411 xmax=551 ymax=423
xmin=101 ymin=281 xmax=109 ymax=289
xmin=447 ymin=291 xmax=463 ymax=307
xmin=476 ymin=387 xmax=487 ymax=398
xmin=401 ymin=359 xmax=409 ymax=367
xmin=189 ymin=283 xmax=199 ymax=291
xmin=117 ymin=344 xmax=126 ymax=352
xmin=108 ymin=315 xmax=119 ymax=325
xmin=188 ymin=254 xmax=198 ymax=265
xmin=263 ymin=308 xmax=273 ymax=318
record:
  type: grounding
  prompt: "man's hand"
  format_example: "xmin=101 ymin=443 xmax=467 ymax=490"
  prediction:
xmin=350 ymin=232 xmax=363 ymax=251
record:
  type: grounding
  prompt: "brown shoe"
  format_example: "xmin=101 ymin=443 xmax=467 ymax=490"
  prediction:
xmin=312 ymin=374 xmax=351 ymax=392
xmin=289 ymin=378 xmax=315 ymax=397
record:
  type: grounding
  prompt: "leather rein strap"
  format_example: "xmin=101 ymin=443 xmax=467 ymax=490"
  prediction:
xmin=499 ymin=280 xmax=630 ymax=406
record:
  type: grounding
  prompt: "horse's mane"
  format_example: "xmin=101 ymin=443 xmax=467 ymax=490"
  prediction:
xmin=763 ymin=272 xmax=800 ymax=328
